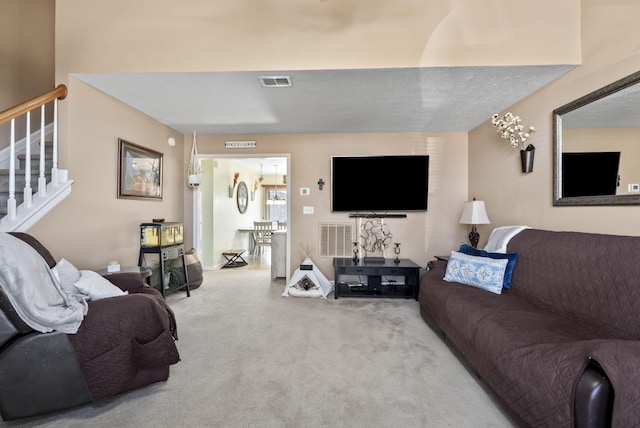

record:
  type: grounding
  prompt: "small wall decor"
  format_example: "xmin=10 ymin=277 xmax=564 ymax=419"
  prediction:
xmin=233 ymin=172 xmax=240 ymax=188
xmin=359 ymin=218 xmax=392 ymax=261
xmin=236 ymin=181 xmax=248 ymax=214
xmin=491 ymin=112 xmax=536 ymax=173
xmin=117 ymin=139 xmax=163 ymax=200
xmin=252 ymin=179 xmax=259 ymax=201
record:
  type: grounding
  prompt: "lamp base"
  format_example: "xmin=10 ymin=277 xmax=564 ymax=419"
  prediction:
xmin=469 ymin=225 xmax=480 ymax=248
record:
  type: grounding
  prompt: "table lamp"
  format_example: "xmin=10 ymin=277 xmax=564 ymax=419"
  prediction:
xmin=459 ymin=198 xmax=490 ymax=248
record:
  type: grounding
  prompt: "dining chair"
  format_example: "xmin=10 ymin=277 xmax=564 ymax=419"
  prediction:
xmin=253 ymin=221 xmax=273 ymax=257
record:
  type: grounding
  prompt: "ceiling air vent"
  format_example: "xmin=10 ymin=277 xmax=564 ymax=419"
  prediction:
xmin=258 ymin=76 xmax=292 ymax=87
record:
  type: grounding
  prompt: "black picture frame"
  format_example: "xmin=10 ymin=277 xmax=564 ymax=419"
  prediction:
xmin=117 ymin=139 xmax=163 ymax=200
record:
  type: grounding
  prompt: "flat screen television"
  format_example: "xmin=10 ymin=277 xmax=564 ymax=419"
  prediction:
xmin=331 ymin=155 xmax=429 ymax=212
xmin=562 ymin=151 xmax=620 ymax=197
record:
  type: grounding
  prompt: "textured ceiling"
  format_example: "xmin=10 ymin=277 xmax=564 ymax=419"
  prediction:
xmin=563 ymin=78 xmax=640 ymax=129
xmin=74 ymin=65 xmax=574 ymax=136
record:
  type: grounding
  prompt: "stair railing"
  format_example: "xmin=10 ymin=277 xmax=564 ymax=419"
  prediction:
xmin=0 ymin=84 xmax=67 ymax=221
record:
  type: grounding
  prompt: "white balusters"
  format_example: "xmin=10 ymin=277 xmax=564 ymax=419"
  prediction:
xmin=7 ymin=120 xmax=17 ymax=220
xmin=0 ymin=85 xmax=68 ymax=230
xmin=39 ymin=104 xmax=47 ymax=197
xmin=52 ymin=98 xmax=59 ymax=187
xmin=4 ymin=99 xmax=61 ymax=219
xmin=23 ymin=112 xmax=33 ymax=208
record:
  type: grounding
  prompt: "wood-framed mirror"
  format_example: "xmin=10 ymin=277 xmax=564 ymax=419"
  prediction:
xmin=553 ymin=70 xmax=640 ymax=206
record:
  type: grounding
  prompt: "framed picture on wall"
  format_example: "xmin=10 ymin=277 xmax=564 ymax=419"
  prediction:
xmin=117 ymin=139 xmax=163 ymax=200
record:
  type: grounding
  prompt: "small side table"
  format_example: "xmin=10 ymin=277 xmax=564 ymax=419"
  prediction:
xmin=428 ymin=255 xmax=450 ymax=271
xmin=96 ymin=266 xmax=153 ymax=284
xmin=222 ymin=249 xmax=247 ymax=268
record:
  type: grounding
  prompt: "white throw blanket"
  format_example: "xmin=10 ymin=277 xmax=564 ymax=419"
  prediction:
xmin=483 ymin=225 xmax=530 ymax=253
xmin=0 ymin=233 xmax=88 ymax=334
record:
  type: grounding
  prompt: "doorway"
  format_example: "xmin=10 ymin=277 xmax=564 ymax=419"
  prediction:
xmin=192 ymin=154 xmax=289 ymax=276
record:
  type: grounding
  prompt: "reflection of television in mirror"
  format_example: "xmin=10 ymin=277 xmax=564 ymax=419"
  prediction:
xmin=331 ymin=155 xmax=429 ymax=212
xmin=562 ymin=152 xmax=620 ymax=197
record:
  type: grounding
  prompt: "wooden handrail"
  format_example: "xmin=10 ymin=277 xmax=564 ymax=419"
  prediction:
xmin=0 ymin=84 xmax=67 ymax=125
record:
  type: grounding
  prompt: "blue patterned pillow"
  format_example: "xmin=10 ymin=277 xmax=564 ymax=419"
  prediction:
xmin=443 ymin=251 xmax=508 ymax=294
xmin=458 ymin=243 xmax=519 ymax=289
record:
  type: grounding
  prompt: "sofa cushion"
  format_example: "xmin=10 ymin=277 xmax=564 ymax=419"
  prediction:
xmin=51 ymin=260 xmax=128 ymax=301
xmin=74 ymin=271 xmax=128 ymax=301
xmin=443 ymin=251 xmax=507 ymax=294
xmin=507 ymin=229 xmax=640 ymax=339
xmin=458 ymin=243 xmax=518 ymax=289
xmin=51 ymin=258 xmax=81 ymax=295
xmin=422 ymin=272 xmax=617 ymax=427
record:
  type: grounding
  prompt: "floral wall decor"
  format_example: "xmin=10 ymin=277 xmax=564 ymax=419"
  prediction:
xmin=491 ymin=112 xmax=537 ymax=173
xmin=491 ymin=112 xmax=536 ymax=150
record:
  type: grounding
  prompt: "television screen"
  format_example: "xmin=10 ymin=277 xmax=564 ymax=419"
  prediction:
xmin=562 ymin=152 xmax=620 ymax=197
xmin=331 ymin=155 xmax=429 ymax=212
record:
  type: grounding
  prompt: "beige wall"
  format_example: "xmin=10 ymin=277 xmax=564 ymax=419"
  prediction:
xmin=189 ymin=133 xmax=468 ymax=278
xmin=0 ymin=0 xmax=55 ymax=147
xmin=28 ymin=79 xmax=185 ymax=270
xmin=468 ymin=0 xmax=640 ymax=239
xmin=24 ymin=76 xmax=467 ymax=275
xmin=55 ymin=0 xmax=580 ymax=74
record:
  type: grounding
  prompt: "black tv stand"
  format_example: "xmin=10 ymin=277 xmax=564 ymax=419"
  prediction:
xmin=333 ymin=258 xmax=420 ymax=300
xmin=349 ymin=213 xmax=407 ymax=219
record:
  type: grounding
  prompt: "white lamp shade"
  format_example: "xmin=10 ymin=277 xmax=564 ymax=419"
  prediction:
xmin=459 ymin=200 xmax=490 ymax=225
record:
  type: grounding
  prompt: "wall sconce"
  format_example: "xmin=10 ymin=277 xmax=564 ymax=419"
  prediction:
xmin=459 ymin=198 xmax=490 ymax=248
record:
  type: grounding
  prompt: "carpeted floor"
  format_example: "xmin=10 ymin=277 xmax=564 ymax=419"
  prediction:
xmin=2 ymin=261 xmax=514 ymax=428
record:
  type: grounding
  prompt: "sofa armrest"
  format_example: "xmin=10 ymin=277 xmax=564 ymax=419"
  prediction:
xmin=574 ymin=360 xmax=613 ymax=428
xmin=0 ymin=332 xmax=91 ymax=421
xmin=102 ymin=272 xmax=147 ymax=294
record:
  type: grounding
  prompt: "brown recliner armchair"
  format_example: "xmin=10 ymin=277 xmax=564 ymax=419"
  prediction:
xmin=0 ymin=232 xmax=180 ymax=421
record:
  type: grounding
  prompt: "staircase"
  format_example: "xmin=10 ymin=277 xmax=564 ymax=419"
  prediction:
xmin=0 ymin=85 xmax=73 ymax=232
xmin=0 ymin=143 xmax=53 ymax=214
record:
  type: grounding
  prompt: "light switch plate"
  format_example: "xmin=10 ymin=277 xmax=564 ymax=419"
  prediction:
xmin=303 ymin=206 xmax=314 ymax=214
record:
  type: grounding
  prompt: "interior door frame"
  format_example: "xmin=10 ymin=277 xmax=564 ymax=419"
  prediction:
xmin=192 ymin=153 xmax=290 ymax=280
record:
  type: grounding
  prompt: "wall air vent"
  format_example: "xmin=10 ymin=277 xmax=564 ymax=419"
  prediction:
xmin=319 ymin=223 xmax=353 ymax=257
xmin=258 ymin=76 xmax=292 ymax=87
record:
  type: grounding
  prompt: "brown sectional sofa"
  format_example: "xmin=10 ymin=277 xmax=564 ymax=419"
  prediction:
xmin=419 ymin=228 xmax=640 ymax=427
